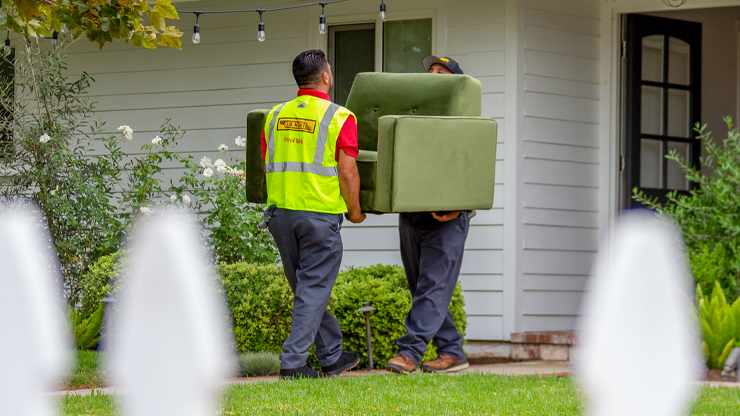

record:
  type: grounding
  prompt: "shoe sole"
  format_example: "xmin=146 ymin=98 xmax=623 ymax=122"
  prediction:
xmin=421 ymin=361 xmax=470 ymax=373
xmin=385 ymin=364 xmax=417 ymax=375
xmin=323 ymin=355 xmax=360 ymax=377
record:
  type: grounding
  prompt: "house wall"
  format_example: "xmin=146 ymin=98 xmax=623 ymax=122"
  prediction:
xmin=518 ymin=0 xmax=601 ymax=332
xmin=56 ymin=0 xmax=509 ymax=340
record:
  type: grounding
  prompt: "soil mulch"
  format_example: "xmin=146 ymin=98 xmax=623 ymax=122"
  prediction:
xmin=704 ymin=369 xmax=739 ymax=382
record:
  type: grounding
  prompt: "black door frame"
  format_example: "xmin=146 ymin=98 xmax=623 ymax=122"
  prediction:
xmin=623 ymin=14 xmax=702 ymax=208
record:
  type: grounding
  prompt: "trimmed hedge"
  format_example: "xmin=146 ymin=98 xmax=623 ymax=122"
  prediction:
xmin=80 ymin=254 xmax=467 ymax=369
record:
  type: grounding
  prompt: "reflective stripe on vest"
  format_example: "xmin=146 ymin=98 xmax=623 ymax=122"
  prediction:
xmin=265 ymin=103 xmax=340 ymax=177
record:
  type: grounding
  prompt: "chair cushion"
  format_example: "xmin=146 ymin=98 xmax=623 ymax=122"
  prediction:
xmin=344 ymin=72 xmax=483 ymax=152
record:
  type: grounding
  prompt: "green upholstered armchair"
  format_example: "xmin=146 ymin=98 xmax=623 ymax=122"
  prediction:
xmin=245 ymin=72 xmax=497 ymax=213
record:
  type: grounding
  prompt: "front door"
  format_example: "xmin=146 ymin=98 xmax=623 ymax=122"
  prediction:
xmin=622 ymin=14 xmax=702 ymax=208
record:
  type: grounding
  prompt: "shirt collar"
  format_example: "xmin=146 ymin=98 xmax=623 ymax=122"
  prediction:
xmin=297 ymin=89 xmax=331 ymax=101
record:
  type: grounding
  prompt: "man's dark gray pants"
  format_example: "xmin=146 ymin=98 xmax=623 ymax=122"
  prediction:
xmin=268 ymin=208 xmax=344 ymax=370
xmin=396 ymin=212 xmax=469 ymax=365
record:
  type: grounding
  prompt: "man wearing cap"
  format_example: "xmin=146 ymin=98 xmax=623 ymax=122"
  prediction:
xmin=385 ymin=55 xmax=472 ymax=375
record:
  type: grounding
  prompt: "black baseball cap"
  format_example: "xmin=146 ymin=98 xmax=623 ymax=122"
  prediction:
xmin=422 ymin=55 xmax=464 ymax=75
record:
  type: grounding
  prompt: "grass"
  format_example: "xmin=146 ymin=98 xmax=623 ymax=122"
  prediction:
xmin=57 ymin=373 xmax=740 ymax=416
xmin=238 ymin=352 xmax=281 ymax=377
xmin=60 ymin=350 xmax=108 ymax=391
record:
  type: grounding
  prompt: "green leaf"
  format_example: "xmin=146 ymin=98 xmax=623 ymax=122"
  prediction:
xmin=148 ymin=11 xmax=165 ymax=31
xmin=154 ymin=0 xmax=179 ymax=20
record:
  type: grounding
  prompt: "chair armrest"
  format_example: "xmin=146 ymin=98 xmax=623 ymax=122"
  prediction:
xmin=373 ymin=115 xmax=497 ymax=212
xmin=246 ymin=110 xmax=270 ymax=204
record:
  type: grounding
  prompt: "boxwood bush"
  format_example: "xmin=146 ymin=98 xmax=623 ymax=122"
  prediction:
xmin=81 ymin=254 xmax=467 ymax=369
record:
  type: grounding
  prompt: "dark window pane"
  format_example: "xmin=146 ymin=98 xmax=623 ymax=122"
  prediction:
xmin=330 ymin=25 xmax=375 ymax=106
xmin=383 ymin=19 xmax=432 ymax=73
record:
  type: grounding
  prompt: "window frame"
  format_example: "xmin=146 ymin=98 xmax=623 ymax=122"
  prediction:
xmin=312 ymin=8 xmax=437 ymax=73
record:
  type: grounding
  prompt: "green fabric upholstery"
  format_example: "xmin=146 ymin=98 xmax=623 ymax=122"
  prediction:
xmin=345 ymin=73 xmax=483 ymax=152
xmin=246 ymin=110 xmax=269 ymax=204
xmin=245 ymin=72 xmax=498 ymax=213
xmin=370 ymin=116 xmax=497 ymax=212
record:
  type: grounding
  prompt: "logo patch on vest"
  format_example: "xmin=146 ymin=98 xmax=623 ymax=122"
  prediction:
xmin=277 ymin=118 xmax=316 ymax=133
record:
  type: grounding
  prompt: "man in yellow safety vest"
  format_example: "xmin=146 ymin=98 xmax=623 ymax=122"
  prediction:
xmin=260 ymin=50 xmax=366 ymax=380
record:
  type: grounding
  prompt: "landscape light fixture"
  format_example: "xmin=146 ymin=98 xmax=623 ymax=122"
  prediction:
xmin=257 ymin=9 xmax=266 ymax=42
xmin=180 ymin=0 xmax=387 ymax=43
xmin=192 ymin=12 xmax=201 ymax=44
xmin=319 ymin=2 xmax=327 ymax=35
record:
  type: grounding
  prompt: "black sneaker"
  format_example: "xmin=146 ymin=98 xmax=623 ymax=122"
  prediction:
xmin=279 ymin=365 xmax=321 ymax=381
xmin=321 ymin=351 xmax=360 ymax=376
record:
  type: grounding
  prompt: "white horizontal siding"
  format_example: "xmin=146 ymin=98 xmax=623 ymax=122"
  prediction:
xmin=520 ymin=0 xmax=600 ymax=333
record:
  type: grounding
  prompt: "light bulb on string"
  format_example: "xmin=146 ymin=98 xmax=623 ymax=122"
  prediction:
xmin=379 ymin=1 xmax=386 ymax=22
xmin=61 ymin=24 xmax=68 ymax=34
xmin=3 ymin=31 xmax=10 ymax=57
xmin=257 ymin=10 xmax=266 ymax=42
xmin=318 ymin=2 xmax=327 ymax=35
xmin=51 ymin=31 xmax=58 ymax=46
xmin=192 ymin=12 xmax=201 ymax=44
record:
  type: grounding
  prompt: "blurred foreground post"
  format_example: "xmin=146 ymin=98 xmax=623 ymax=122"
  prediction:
xmin=0 ymin=208 xmax=71 ymax=416
xmin=111 ymin=212 xmax=234 ymax=416
xmin=578 ymin=211 xmax=701 ymax=416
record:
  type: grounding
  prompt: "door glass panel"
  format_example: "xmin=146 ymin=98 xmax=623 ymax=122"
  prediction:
xmin=641 ymin=86 xmax=664 ymax=135
xmin=642 ymin=35 xmax=664 ymax=82
xmin=383 ymin=19 xmax=432 ymax=73
xmin=667 ymin=89 xmax=690 ymax=138
xmin=668 ymin=37 xmax=690 ymax=86
xmin=329 ymin=24 xmax=375 ymax=106
xmin=640 ymin=139 xmax=663 ymax=188
xmin=666 ymin=141 xmax=689 ymax=190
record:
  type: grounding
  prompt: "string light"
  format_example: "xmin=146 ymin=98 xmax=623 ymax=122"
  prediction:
xmin=319 ymin=2 xmax=327 ymax=35
xmin=192 ymin=12 xmax=201 ymax=44
xmin=662 ymin=0 xmax=687 ymax=7
xmin=180 ymin=0 xmax=386 ymax=43
xmin=3 ymin=30 xmax=10 ymax=57
xmin=51 ymin=30 xmax=59 ymax=46
xmin=257 ymin=9 xmax=266 ymax=42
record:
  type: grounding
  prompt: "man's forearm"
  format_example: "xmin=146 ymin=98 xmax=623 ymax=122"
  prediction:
xmin=339 ymin=168 xmax=361 ymax=216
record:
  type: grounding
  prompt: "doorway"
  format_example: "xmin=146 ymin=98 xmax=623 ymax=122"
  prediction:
xmin=621 ymin=14 xmax=702 ymax=208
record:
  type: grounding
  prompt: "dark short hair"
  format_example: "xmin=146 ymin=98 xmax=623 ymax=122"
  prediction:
xmin=292 ymin=50 xmax=329 ymax=88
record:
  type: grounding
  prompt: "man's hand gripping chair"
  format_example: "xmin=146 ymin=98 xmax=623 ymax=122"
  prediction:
xmin=245 ymin=72 xmax=497 ymax=213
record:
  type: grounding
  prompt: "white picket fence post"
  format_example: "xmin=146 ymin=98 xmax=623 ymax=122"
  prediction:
xmin=0 ymin=208 xmax=72 ymax=416
xmin=578 ymin=211 xmax=702 ymax=416
xmin=109 ymin=212 xmax=235 ymax=416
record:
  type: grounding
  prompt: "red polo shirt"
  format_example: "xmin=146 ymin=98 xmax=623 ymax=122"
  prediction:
xmin=260 ymin=89 xmax=359 ymax=161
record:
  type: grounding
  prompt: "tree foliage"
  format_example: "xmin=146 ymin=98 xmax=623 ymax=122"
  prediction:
xmin=0 ymin=0 xmax=182 ymax=50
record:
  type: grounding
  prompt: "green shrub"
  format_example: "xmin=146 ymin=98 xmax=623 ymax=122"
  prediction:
xmin=217 ymin=263 xmax=294 ymax=354
xmin=697 ymin=282 xmax=740 ymax=369
xmin=70 ymin=304 xmax=104 ymax=350
xmin=238 ymin=352 xmax=281 ymax=377
xmin=79 ymin=250 xmax=130 ymax=319
xmin=218 ymin=263 xmax=467 ymax=369
xmin=634 ymin=118 xmax=740 ymax=301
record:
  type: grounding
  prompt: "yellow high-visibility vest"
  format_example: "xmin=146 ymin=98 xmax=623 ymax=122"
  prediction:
xmin=264 ymin=94 xmax=354 ymax=214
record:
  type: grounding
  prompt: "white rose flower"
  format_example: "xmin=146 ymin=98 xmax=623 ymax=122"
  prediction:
xmin=218 ymin=144 xmax=229 ymax=153
xmin=182 ymin=195 xmax=191 ymax=205
xmin=152 ymin=135 xmax=163 ymax=146
xmin=214 ymin=159 xmax=226 ymax=167
xmin=217 ymin=165 xmax=228 ymax=174
xmin=199 ymin=156 xmax=213 ymax=168
xmin=170 ymin=194 xmax=177 ymax=202
xmin=140 ymin=206 xmax=153 ymax=216
xmin=39 ymin=133 xmax=51 ymax=144
xmin=117 ymin=125 xmax=134 ymax=141
xmin=203 ymin=168 xmax=214 ymax=178
xmin=235 ymin=136 xmax=246 ymax=147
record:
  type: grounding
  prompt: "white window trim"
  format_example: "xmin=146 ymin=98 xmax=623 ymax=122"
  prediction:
xmin=308 ymin=8 xmax=436 ymax=73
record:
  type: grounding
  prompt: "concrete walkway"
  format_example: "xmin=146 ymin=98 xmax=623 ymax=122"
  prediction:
xmin=50 ymin=361 xmax=740 ymax=397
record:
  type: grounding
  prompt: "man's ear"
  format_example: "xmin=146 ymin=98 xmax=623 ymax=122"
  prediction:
xmin=323 ymin=70 xmax=331 ymax=85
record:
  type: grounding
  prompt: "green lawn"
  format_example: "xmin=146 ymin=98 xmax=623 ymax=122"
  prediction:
xmin=61 ymin=350 xmax=108 ymax=391
xmin=58 ymin=373 xmax=740 ymax=416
